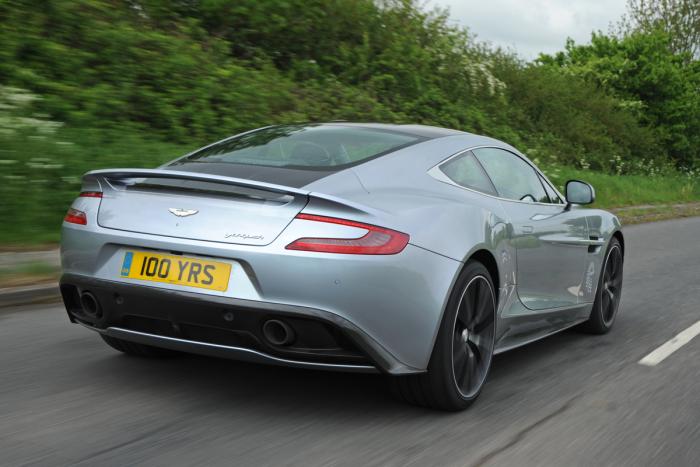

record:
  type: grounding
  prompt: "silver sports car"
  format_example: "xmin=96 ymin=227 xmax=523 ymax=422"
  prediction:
xmin=60 ymin=123 xmax=624 ymax=410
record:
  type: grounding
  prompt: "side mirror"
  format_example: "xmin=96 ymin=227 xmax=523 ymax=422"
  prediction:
xmin=565 ymin=180 xmax=595 ymax=209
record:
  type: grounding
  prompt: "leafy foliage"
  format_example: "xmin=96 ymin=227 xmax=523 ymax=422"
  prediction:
xmin=2 ymin=0 xmax=668 ymax=168
xmin=540 ymin=30 xmax=700 ymax=168
xmin=0 ymin=0 xmax=699 ymax=244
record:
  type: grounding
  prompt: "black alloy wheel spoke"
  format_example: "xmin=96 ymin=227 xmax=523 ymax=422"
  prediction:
xmin=601 ymin=289 xmax=611 ymax=314
xmin=469 ymin=279 xmax=481 ymax=324
xmin=610 ymin=275 xmax=623 ymax=290
xmin=611 ymin=252 xmax=621 ymax=277
xmin=456 ymin=299 xmax=470 ymax=329
xmin=473 ymin=283 xmax=489 ymax=326
xmin=459 ymin=345 xmax=471 ymax=387
xmin=469 ymin=333 xmax=488 ymax=360
xmin=452 ymin=337 xmax=468 ymax=376
xmin=605 ymin=287 xmax=615 ymax=302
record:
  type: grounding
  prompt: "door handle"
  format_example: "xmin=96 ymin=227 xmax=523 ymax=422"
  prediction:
xmin=522 ymin=225 xmax=534 ymax=234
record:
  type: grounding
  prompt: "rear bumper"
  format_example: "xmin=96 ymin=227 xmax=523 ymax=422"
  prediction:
xmin=88 ymin=326 xmax=379 ymax=373
xmin=61 ymin=274 xmax=418 ymax=374
xmin=61 ymin=221 xmax=462 ymax=371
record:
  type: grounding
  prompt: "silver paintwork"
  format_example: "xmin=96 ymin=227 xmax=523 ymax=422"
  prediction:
xmin=61 ymin=125 xmax=623 ymax=374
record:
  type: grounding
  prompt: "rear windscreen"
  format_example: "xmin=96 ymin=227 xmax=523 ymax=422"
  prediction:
xmin=168 ymin=124 xmax=424 ymax=170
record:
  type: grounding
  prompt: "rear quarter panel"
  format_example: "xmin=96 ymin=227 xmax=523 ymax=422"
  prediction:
xmin=306 ymin=136 xmax=518 ymax=352
xmin=580 ymin=209 xmax=623 ymax=303
xmin=306 ymin=136 xmax=513 ymax=262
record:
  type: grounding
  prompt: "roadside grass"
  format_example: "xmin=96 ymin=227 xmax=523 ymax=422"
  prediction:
xmin=544 ymin=166 xmax=700 ymax=208
xmin=611 ymin=203 xmax=700 ymax=225
xmin=0 ymin=261 xmax=60 ymax=288
xmin=1 ymin=128 xmax=699 ymax=247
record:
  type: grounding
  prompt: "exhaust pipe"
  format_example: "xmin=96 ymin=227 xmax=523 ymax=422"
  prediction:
xmin=79 ymin=291 xmax=102 ymax=318
xmin=262 ymin=319 xmax=295 ymax=346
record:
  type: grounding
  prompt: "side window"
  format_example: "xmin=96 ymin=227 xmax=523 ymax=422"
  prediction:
xmin=539 ymin=174 xmax=563 ymax=204
xmin=439 ymin=152 xmax=497 ymax=195
xmin=473 ymin=148 xmax=548 ymax=203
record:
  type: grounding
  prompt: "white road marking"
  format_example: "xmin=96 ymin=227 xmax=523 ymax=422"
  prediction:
xmin=639 ymin=320 xmax=700 ymax=366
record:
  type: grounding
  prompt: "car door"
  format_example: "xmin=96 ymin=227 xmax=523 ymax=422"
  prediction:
xmin=472 ymin=147 xmax=589 ymax=310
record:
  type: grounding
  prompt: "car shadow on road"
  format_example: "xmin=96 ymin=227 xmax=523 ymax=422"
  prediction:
xmin=79 ymin=328 xmax=593 ymax=416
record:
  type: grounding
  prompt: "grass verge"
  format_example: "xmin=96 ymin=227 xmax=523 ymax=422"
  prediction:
xmin=612 ymin=203 xmax=700 ymax=225
xmin=0 ymin=262 xmax=60 ymax=288
xmin=545 ymin=167 xmax=700 ymax=208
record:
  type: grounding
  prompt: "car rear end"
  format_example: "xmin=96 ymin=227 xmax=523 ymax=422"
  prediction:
xmin=59 ymin=124 xmax=462 ymax=374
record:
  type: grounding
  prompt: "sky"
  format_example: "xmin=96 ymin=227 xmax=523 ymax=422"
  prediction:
xmin=429 ymin=0 xmax=628 ymax=60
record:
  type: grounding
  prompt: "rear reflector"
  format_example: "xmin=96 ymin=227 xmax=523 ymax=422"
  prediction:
xmin=64 ymin=208 xmax=87 ymax=225
xmin=286 ymin=213 xmax=409 ymax=255
xmin=79 ymin=191 xmax=103 ymax=198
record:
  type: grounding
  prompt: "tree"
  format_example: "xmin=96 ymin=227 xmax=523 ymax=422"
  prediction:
xmin=622 ymin=0 xmax=700 ymax=60
xmin=539 ymin=30 xmax=700 ymax=168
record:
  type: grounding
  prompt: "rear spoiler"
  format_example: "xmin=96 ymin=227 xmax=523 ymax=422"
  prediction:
xmin=82 ymin=168 xmax=382 ymax=217
xmin=83 ymin=168 xmax=311 ymax=196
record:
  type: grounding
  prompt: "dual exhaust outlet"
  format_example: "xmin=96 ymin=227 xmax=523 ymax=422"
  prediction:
xmin=262 ymin=319 xmax=295 ymax=346
xmin=79 ymin=291 xmax=102 ymax=319
xmin=78 ymin=290 xmax=295 ymax=347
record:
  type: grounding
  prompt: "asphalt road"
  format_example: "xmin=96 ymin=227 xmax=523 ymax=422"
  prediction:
xmin=2 ymin=217 xmax=700 ymax=466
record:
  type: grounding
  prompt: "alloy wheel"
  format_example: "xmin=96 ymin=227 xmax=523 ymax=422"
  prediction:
xmin=601 ymin=244 xmax=623 ymax=326
xmin=451 ymin=275 xmax=496 ymax=398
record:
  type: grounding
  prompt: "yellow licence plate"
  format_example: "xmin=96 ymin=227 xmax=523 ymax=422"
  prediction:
xmin=119 ymin=251 xmax=231 ymax=292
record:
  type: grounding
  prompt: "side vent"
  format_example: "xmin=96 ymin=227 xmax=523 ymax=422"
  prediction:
xmin=588 ymin=236 xmax=600 ymax=253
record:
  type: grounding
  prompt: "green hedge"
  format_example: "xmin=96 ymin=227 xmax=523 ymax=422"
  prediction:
xmin=1 ymin=0 xmax=699 ymax=244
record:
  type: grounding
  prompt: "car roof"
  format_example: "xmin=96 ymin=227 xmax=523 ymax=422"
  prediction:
xmin=321 ymin=122 xmax=467 ymax=139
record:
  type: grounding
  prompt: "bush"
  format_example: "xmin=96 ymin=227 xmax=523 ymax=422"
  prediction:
xmin=0 ymin=0 xmax=699 ymax=244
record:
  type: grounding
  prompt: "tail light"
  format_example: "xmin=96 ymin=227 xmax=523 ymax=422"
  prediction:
xmin=64 ymin=208 xmax=87 ymax=225
xmin=64 ymin=192 xmax=101 ymax=225
xmin=286 ymin=213 xmax=409 ymax=255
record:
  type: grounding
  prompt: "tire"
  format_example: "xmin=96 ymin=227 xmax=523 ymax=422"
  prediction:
xmin=100 ymin=334 xmax=179 ymax=357
xmin=580 ymin=237 xmax=623 ymax=334
xmin=390 ymin=261 xmax=497 ymax=411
